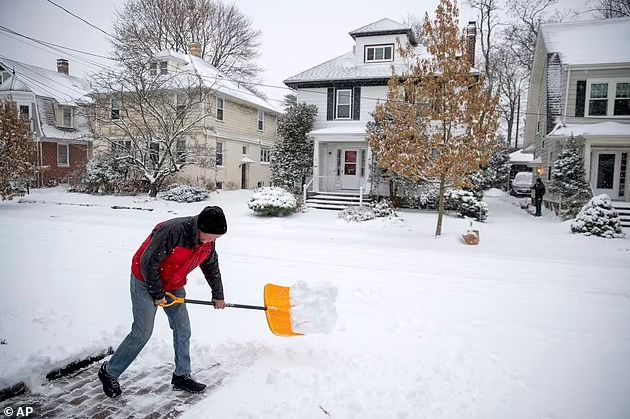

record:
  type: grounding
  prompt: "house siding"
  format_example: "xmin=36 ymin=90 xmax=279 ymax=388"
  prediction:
xmin=565 ymin=67 xmax=630 ymax=125
xmin=39 ymin=141 xmax=89 ymax=186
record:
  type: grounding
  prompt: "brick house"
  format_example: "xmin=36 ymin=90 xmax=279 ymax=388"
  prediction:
xmin=0 ymin=57 xmax=93 ymax=186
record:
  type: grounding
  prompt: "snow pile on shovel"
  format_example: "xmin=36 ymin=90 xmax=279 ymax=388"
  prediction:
xmin=290 ymin=281 xmax=338 ymax=335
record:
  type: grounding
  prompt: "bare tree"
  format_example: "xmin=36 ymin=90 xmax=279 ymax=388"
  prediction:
xmin=493 ymin=46 xmax=528 ymax=148
xmin=90 ymin=59 xmax=217 ymax=196
xmin=466 ymin=0 xmax=501 ymax=90
xmin=593 ymin=0 xmax=630 ymax=17
xmin=402 ymin=14 xmax=426 ymax=45
xmin=112 ymin=0 xmax=262 ymax=82
xmin=503 ymin=0 xmax=562 ymax=74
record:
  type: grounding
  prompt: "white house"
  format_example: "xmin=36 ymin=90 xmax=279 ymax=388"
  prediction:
xmin=523 ymin=18 xmax=630 ymax=224
xmin=284 ymin=18 xmax=477 ymax=208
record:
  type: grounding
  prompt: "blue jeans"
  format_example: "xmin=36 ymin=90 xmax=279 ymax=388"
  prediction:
xmin=107 ymin=275 xmax=191 ymax=378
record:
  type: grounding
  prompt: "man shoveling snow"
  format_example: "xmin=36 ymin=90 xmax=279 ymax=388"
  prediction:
xmin=98 ymin=206 xmax=228 ymax=398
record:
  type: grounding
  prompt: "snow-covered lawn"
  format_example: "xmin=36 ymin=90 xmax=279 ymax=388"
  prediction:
xmin=1 ymin=188 xmax=629 ymax=418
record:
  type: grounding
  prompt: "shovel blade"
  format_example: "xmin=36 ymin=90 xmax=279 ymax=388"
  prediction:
xmin=264 ymin=284 xmax=302 ymax=337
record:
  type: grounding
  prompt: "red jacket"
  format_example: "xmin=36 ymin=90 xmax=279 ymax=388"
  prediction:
xmin=131 ymin=216 xmax=223 ymax=300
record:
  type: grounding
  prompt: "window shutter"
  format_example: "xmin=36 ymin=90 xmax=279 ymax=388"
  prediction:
xmin=327 ymin=88 xmax=334 ymax=120
xmin=352 ymin=86 xmax=361 ymax=120
xmin=575 ymin=80 xmax=586 ymax=117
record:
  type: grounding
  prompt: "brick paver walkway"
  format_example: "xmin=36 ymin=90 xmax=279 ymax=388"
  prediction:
xmin=0 ymin=361 xmax=230 ymax=418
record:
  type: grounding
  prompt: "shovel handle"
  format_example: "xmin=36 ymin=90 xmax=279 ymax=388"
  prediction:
xmin=161 ymin=292 xmax=266 ymax=311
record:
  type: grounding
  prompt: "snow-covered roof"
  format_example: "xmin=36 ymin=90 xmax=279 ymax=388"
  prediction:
xmin=510 ymin=149 xmax=534 ymax=164
xmin=540 ymin=18 xmax=630 ymax=65
xmin=529 ymin=156 xmax=543 ymax=165
xmin=155 ymin=50 xmax=282 ymax=114
xmin=285 ymin=45 xmax=431 ymax=86
xmin=548 ymin=121 xmax=630 ymax=137
xmin=309 ymin=125 xmax=367 ymax=136
xmin=349 ymin=18 xmax=411 ymax=38
xmin=0 ymin=57 xmax=92 ymax=105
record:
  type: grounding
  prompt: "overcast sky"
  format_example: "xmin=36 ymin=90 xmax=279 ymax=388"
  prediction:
xmin=0 ymin=0 xmax=592 ymax=106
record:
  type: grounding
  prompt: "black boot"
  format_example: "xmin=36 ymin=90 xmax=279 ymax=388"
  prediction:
xmin=98 ymin=362 xmax=122 ymax=398
xmin=171 ymin=373 xmax=206 ymax=393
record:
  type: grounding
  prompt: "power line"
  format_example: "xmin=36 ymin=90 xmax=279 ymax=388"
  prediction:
xmin=0 ymin=25 xmax=115 ymax=60
xmin=44 ymin=0 xmax=117 ymax=40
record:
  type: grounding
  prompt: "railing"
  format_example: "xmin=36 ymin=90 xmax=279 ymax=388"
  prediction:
xmin=303 ymin=176 xmax=315 ymax=205
xmin=359 ymin=177 xmax=370 ymax=207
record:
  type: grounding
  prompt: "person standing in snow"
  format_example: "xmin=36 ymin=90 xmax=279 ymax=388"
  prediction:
xmin=533 ymin=177 xmax=546 ymax=217
xmin=98 ymin=206 xmax=228 ymax=398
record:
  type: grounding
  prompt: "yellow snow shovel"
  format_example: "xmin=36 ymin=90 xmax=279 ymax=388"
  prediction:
xmin=161 ymin=283 xmax=302 ymax=337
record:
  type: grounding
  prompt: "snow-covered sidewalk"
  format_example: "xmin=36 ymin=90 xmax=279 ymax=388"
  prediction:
xmin=1 ymin=188 xmax=629 ymax=418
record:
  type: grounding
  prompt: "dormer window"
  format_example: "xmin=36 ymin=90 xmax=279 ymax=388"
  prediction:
xmin=62 ymin=106 xmax=73 ymax=128
xmin=150 ymin=60 xmax=168 ymax=76
xmin=365 ymin=44 xmax=393 ymax=63
xmin=0 ymin=65 xmax=10 ymax=85
xmin=160 ymin=61 xmax=168 ymax=75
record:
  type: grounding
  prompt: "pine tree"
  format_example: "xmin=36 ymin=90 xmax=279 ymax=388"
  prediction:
xmin=0 ymin=99 xmax=35 ymax=200
xmin=477 ymin=140 xmax=510 ymax=190
xmin=270 ymin=103 xmax=317 ymax=194
xmin=550 ymin=135 xmax=592 ymax=219
xmin=369 ymin=0 xmax=499 ymax=236
xmin=571 ymin=194 xmax=625 ymax=238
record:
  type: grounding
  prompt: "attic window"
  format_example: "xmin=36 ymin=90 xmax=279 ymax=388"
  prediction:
xmin=365 ymin=44 xmax=393 ymax=63
xmin=62 ymin=107 xmax=73 ymax=128
xmin=160 ymin=61 xmax=168 ymax=75
xmin=149 ymin=62 xmax=157 ymax=76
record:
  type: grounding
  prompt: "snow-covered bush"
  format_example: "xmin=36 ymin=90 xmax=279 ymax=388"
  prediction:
xmin=570 ymin=194 xmax=625 ymax=238
xmin=339 ymin=200 xmax=396 ymax=222
xmin=371 ymin=199 xmax=396 ymax=217
xmin=446 ymin=189 xmax=488 ymax=221
xmin=158 ymin=185 xmax=209 ymax=203
xmin=248 ymin=187 xmax=298 ymax=216
xmin=80 ymin=155 xmax=127 ymax=194
xmin=338 ymin=206 xmax=376 ymax=222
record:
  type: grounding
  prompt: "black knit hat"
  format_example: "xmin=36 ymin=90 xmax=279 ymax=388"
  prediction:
xmin=197 ymin=206 xmax=227 ymax=234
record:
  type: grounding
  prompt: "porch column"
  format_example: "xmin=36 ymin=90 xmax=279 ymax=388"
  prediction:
xmin=365 ymin=146 xmax=373 ymax=193
xmin=313 ymin=138 xmax=320 ymax=193
xmin=584 ymin=139 xmax=592 ymax=190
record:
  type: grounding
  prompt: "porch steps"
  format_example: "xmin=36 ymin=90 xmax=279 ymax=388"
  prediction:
xmin=612 ymin=201 xmax=630 ymax=228
xmin=305 ymin=192 xmax=371 ymax=210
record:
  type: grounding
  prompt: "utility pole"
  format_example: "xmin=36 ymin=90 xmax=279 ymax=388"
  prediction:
xmin=514 ymin=93 xmax=521 ymax=150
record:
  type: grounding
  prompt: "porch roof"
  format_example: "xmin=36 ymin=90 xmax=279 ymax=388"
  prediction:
xmin=548 ymin=122 xmax=630 ymax=138
xmin=308 ymin=126 xmax=367 ymax=136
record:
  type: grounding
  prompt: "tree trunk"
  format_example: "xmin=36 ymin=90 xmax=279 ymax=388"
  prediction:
xmin=149 ymin=183 xmax=158 ymax=197
xmin=435 ymin=174 xmax=447 ymax=237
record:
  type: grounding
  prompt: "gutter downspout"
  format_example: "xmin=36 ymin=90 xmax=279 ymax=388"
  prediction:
xmin=32 ymin=94 xmax=44 ymax=187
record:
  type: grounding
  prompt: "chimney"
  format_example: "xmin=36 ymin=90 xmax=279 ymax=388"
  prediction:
xmin=189 ymin=42 xmax=202 ymax=58
xmin=466 ymin=21 xmax=476 ymax=66
xmin=57 ymin=58 xmax=69 ymax=74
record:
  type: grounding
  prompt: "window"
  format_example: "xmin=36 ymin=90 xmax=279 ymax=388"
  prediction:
xmin=216 ymin=141 xmax=223 ymax=166
xmin=160 ymin=61 xmax=168 ymax=75
xmin=257 ymin=110 xmax=264 ymax=131
xmin=365 ymin=45 xmax=393 ymax=62
xmin=111 ymin=97 xmax=121 ymax=120
xmin=588 ymin=82 xmax=608 ymax=116
xmin=587 ymin=80 xmax=630 ymax=117
xmin=149 ymin=62 xmax=157 ymax=76
xmin=336 ymin=89 xmax=352 ymax=119
xmin=62 ymin=107 xmax=73 ymax=128
xmin=57 ymin=144 xmax=69 ymax=167
xmin=176 ymin=93 xmax=187 ymax=115
xmin=620 ymin=153 xmax=627 ymax=197
xmin=0 ymin=65 xmax=10 ymax=85
xmin=242 ymin=145 xmax=248 ymax=154
xmin=176 ymin=139 xmax=186 ymax=163
xmin=112 ymin=140 xmax=132 ymax=155
xmin=260 ymin=148 xmax=270 ymax=163
xmin=19 ymin=105 xmax=30 ymax=122
xmin=149 ymin=142 xmax=159 ymax=166
xmin=336 ymin=149 xmax=342 ymax=175
xmin=615 ymin=82 xmax=630 ymax=116
xmin=216 ymin=97 xmax=224 ymax=121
